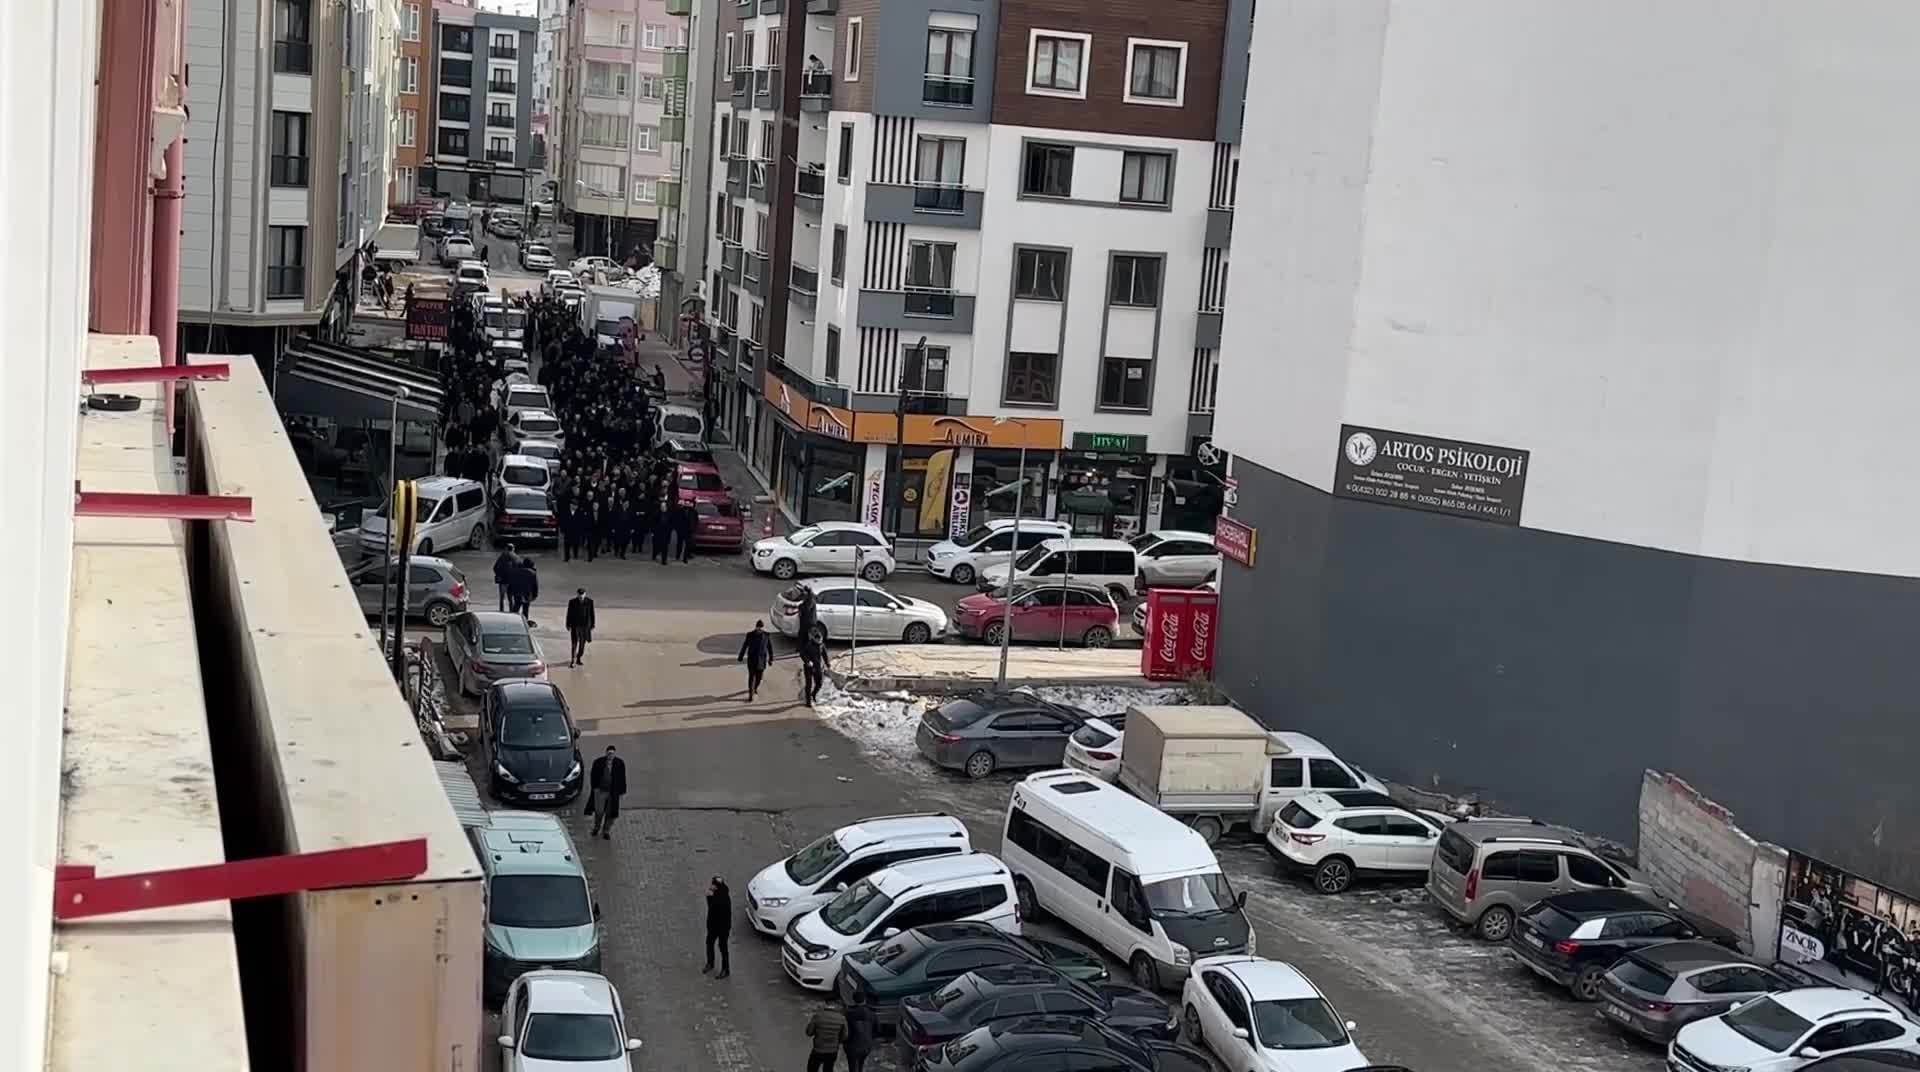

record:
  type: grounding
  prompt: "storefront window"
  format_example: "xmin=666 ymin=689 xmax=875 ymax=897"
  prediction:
xmin=778 ymin=425 xmax=806 ymax=521
xmin=807 ymin=443 xmax=859 ymax=523
xmin=1058 ymin=454 xmax=1150 ymax=539
xmin=973 ymin=449 xmax=1048 ymax=523
xmin=752 ymin=407 xmax=773 ymax=477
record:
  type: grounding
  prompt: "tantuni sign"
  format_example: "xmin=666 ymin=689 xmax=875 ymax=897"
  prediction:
xmin=1332 ymin=424 xmax=1530 ymax=526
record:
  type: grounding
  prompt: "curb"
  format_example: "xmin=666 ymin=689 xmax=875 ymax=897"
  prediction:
xmin=829 ymin=671 xmax=1156 ymax=695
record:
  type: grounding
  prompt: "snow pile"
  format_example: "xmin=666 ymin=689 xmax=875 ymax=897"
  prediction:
xmin=602 ymin=264 xmax=663 ymax=299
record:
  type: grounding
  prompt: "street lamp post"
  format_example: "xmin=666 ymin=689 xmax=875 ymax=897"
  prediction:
xmin=377 ymin=385 xmax=413 ymax=656
xmin=992 ymin=416 xmax=1026 ymax=690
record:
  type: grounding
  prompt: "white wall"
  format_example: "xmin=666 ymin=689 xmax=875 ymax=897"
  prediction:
xmin=804 ymin=111 xmax=874 ymax=387
xmin=182 ymin=0 xmax=262 ymax=313
xmin=1216 ymin=0 xmax=1920 ymax=578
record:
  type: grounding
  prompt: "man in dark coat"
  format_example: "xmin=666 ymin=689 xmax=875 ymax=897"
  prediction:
xmin=673 ymin=499 xmax=697 ymax=563
xmin=737 ymin=620 xmax=773 ymax=701
xmin=842 ymin=992 xmax=877 ymax=1072
xmin=507 ymin=556 xmax=539 ymax=621
xmin=652 ymin=495 xmax=674 ymax=564
xmin=800 ymin=631 xmax=826 ymax=708
xmin=583 ymin=745 xmax=626 ymax=839
xmin=566 ymin=587 xmax=595 ymax=667
xmin=585 ymin=496 xmax=604 ymax=562
xmin=610 ymin=494 xmax=632 ymax=559
xmin=797 ymin=588 xmax=819 ymax=648
xmin=703 ymin=875 xmax=733 ymax=978
xmin=492 ymin=543 xmax=518 ymax=611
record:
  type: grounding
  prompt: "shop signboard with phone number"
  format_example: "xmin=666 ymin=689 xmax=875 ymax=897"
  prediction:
xmin=1332 ymin=424 xmax=1530 ymax=526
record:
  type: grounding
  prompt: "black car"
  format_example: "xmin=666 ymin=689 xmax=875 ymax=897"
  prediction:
xmin=911 ymin=1015 xmax=1210 ymax=1072
xmin=839 ymin=922 xmax=1111 ymax=1029
xmin=1803 ymin=1052 xmax=1920 ymax=1071
xmin=897 ymin=963 xmax=1175 ymax=1060
xmin=1509 ymin=890 xmax=1736 ymax=1001
xmin=480 ymin=680 xmax=584 ymax=805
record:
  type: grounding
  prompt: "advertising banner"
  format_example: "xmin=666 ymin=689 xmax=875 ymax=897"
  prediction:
xmin=861 ymin=470 xmax=885 ymax=528
xmin=405 ymin=296 xmax=452 ymax=342
xmin=1141 ymin=590 xmax=1220 ymax=682
xmin=1332 ymin=424 xmax=1529 ymax=526
xmin=1779 ymin=851 xmax=1920 ymax=1016
xmin=948 ymin=473 xmax=972 ymax=541
xmin=1215 ymin=516 xmax=1257 ymax=567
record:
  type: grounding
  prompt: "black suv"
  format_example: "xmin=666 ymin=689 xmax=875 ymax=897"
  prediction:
xmin=896 ymin=962 xmax=1174 ymax=1058
xmin=1508 ymin=889 xmax=1735 ymax=1001
xmin=481 ymin=679 xmax=584 ymax=805
xmin=911 ymin=1016 xmax=1210 ymax=1072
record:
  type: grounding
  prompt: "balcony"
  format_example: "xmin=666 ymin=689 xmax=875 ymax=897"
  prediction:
xmin=747 ymin=161 xmax=767 ymax=201
xmin=443 ymin=68 xmax=472 ymax=88
xmin=665 ymin=0 xmax=691 ymax=13
xmin=660 ymin=115 xmax=686 ymax=143
xmin=864 ymin=183 xmax=983 ymax=229
xmin=753 ymin=67 xmax=782 ymax=109
xmin=1205 ymin=207 xmax=1233 ymax=249
xmin=790 ymin=265 xmax=818 ymax=311
xmin=654 ymin=237 xmax=678 ymax=272
xmin=904 ymin=287 xmax=956 ymax=318
xmin=731 ymin=68 xmax=751 ymax=100
xmin=487 ymin=149 xmax=515 ymax=164
xmin=273 ymin=39 xmax=312 ymax=74
xmin=858 ymin=289 xmax=976 ymax=332
xmin=270 ymin=154 xmax=309 ymax=188
xmin=922 ymin=74 xmax=974 ymax=107
xmin=759 ymin=0 xmax=782 ymax=12
xmin=489 ymin=44 xmax=518 ymax=59
xmin=721 ymin=242 xmax=743 ymax=281
xmin=1195 ymin=311 xmax=1223 ymax=349
xmin=657 ymin=176 xmax=681 ymax=209
xmin=726 ymin=157 xmax=748 ymax=197
xmin=266 ymin=266 xmax=305 ymax=300
xmin=443 ymin=31 xmax=473 ymax=54
xmin=744 ymin=249 xmax=767 ymax=284
xmin=486 ymin=113 xmax=514 ymax=128
xmin=807 ymin=0 xmax=836 ymax=11
xmin=913 ymin=183 xmax=966 ymax=213
xmin=795 ymin=165 xmax=825 ymax=206
xmin=441 ymin=104 xmax=471 ymax=122
xmin=488 ymin=79 xmax=517 ymax=95
xmin=663 ymin=46 xmax=689 ymax=81
xmin=800 ymin=70 xmax=831 ymax=110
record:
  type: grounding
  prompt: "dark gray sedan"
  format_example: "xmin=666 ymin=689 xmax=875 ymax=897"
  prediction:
xmin=350 ymin=555 xmax=469 ymax=626
xmin=1595 ymin=939 xmax=1797 ymax=1044
xmin=914 ymin=693 xmax=1091 ymax=779
xmin=445 ymin=610 xmax=550 ymax=695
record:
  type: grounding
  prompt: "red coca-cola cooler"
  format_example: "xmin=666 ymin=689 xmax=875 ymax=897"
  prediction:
xmin=1141 ymin=589 xmax=1219 ymax=682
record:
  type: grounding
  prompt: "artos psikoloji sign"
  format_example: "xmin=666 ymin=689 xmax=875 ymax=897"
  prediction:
xmin=1333 ymin=425 xmax=1530 ymax=526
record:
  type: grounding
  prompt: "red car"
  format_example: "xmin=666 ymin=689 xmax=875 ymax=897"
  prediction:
xmin=953 ymin=581 xmax=1120 ymax=648
xmin=687 ymin=498 xmax=745 ymax=552
xmin=674 ymin=461 xmax=732 ymax=506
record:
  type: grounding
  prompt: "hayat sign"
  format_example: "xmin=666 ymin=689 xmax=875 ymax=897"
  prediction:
xmin=1141 ymin=589 xmax=1219 ymax=682
xmin=1332 ymin=424 xmax=1530 ymax=526
xmin=1214 ymin=516 xmax=1257 ymax=567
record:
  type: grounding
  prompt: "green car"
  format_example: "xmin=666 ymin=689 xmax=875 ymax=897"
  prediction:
xmin=837 ymin=922 xmax=1109 ymax=1027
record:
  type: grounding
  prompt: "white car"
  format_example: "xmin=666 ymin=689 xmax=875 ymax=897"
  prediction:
xmin=570 ymin=255 xmax=624 ymax=278
xmin=1671 ymin=988 xmax=1920 ymax=1071
xmin=1062 ymin=714 xmax=1127 ymax=781
xmin=752 ymin=521 xmax=894 ymax=582
xmin=925 ymin=518 xmax=1071 ymax=586
xmin=493 ymin=453 xmax=552 ymax=493
xmin=771 ymin=577 xmax=949 ymax=644
xmin=440 ymin=236 xmax=476 ymax=266
xmin=743 ymin=813 xmax=970 ymax=936
xmin=497 ymin=382 xmax=554 ymax=421
xmin=502 ymin=408 xmax=564 ymax=451
xmin=521 ymin=243 xmax=556 ymax=271
xmin=455 ymin=258 xmax=491 ymax=290
xmin=1131 ymin=530 xmax=1223 ymax=592
xmin=498 ymin=970 xmax=642 ymax=1071
xmin=781 ymin=854 xmax=1018 ymax=991
xmin=541 ymin=269 xmax=576 ymax=296
xmin=1180 ymin=956 xmax=1368 ymax=1072
xmin=1264 ymin=791 xmax=1455 ymax=894
xmin=516 ymin=437 xmax=563 ymax=463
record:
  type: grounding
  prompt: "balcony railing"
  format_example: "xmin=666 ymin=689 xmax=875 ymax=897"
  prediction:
xmin=663 ymin=46 xmax=690 ymax=80
xmin=487 ymin=149 xmax=514 ymax=163
xmin=912 ymin=183 xmax=965 ymax=212
xmin=796 ymin=166 xmax=825 ymax=198
xmin=904 ymin=287 xmax=957 ymax=317
xmin=444 ymin=69 xmax=472 ymax=87
xmin=791 ymin=265 xmax=819 ymax=295
xmin=273 ymin=39 xmax=312 ymax=74
xmin=731 ymin=69 xmax=751 ymax=94
xmin=921 ymin=74 xmax=973 ymax=106
xmin=753 ymin=67 xmax=776 ymax=95
xmin=488 ymin=79 xmax=517 ymax=95
xmin=800 ymin=71 xmax=831 ymax=99
xmin=489 ymin=44 xmax=518 ymax=59
xmin=266 ymin=266 xmax=305 ymax=299
xmin=721 ymin=243 xmax=743 ymax=272
xmin=270 ymin=154 xmax=309 ymax=187
xmin=487 ymin=113 xmax=514 ymax=128
xmin=665 ymin=0 xmax=691 ymax=14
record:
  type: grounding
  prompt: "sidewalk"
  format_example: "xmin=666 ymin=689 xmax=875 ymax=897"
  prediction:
xmin=632 ymin=334 xmax=795 ymax=539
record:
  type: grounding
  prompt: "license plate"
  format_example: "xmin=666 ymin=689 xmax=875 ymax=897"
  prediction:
xmin=1526 ymin=934 xmax=1545 ymax=949
xmin=529 ymin=792 xmax=555 ymax=800
xmin=1604 ymin=1004 xmax=1629 ymax=1022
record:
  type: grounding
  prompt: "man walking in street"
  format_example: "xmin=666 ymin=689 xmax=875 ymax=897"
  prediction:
xmin=566 ymin=587 xmax=595 ymax=667
xmin=738 ymin=620 xmax=773 ymax=701
xmin=583 ymin=745 xmax=625 ymax=839
xmin=803 ymin=998 xmax=847 ymax=1072
xmin=842 ymin=993 xmax=876 ymax=1072
xmin=652 ymin=494 xmax=674 ymax=564
xmin=492 ymin=542 xmax=517 ymax=611
xmin=703 ymin=875 xmax=732 ymax=978
xmin=799 ymin=631 xmax=826 ymax=708
xmin=507 ymin=555 xmax=539 ymax=622
xmin=673 ymin=499 xmax=697 ymax=563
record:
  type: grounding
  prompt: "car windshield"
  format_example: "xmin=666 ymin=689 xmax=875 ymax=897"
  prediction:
xmin=1143 ymin=872 xmax=1238 ymax=917
xmin=508 ymin=388 xmax=551 ymax=408
xmin=521 ymin=416 xmax=562 ymax=436
xmin=520 ymin=1013 xmax=623 ymax=1061
xmin=504 ymin=489 xmax=549 ymax=512
xmin=506 ymin=310 xmax=526 ymax=330
xmin=1251 ymin=997 xmax=1351 ymax=1050
xmin=1721 ymin=997 xmax=1812 ymax=1053
xmin=521 ymin=442 xmax=561 ymax=461
xmin=480 ymin=628 xmax=534 ymax=655
xmin=1072 ymin=723 xmax=1118 ymax=748
xmin=1012 ymin=543 xmax=1058 ymax=570
xmin=1128 ymin=532 xmax=1164 ymax=551
xmin=503 ymin=465 xmax=547 ymax=486
xmin=785 ymin=832 xmax=849 ymax=885
xmin=501 ymin=706 xmax=571 ymax=748
xmin=678 ymin=470 xmax=725 ymax=491
xmin=489 ymin=874 xmax=592 ymax=927
xmin=594 ymin=318 xmax=626 ymax=337
xmin=1608 ymin=957 xmax=1676 ymax=995
xmin=787 ymin=526 xmax=823 ymax=545
xmin=820 ymin=879 xmax=893 ymax=936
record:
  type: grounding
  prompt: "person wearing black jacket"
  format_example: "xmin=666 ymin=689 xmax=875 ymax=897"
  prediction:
xmin=610 ymin=495 xmax=632 ymax=559
xmin=797 ymin=587 xmax=819 ymax=647
xmin=799 ymin=632 xmax=826 ymax=708
xmin=842 ymin=993 xmax=877 ymax=1072
xmin=492 ymin=543 xmax=518 ymax=611
xmin=738 ymin=620 xmax=773 ymax=700
xmin=585 ymin=496 xmax=605 ymax=562
xmin=583 ymin=745 xmax=626 ymax=839
xmin=652 ymin=495 xmax=674 ymax=564
xmin=673 ymin=500 xmax=697 ymax=563
xmin=703 ymin=876 xmax=732 ymax=978
xmin=566 ymin=587 xmax=596 ymax=667
xmin=507 ymin=556 xmax=539 ymax=621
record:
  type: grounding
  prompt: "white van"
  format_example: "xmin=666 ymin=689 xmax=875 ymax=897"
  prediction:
xmin=357 ymin=475 xmax=490 ymax=556
xmin=744 ymin=813 xmax=970 ymax=936
xmin=925 ymin=518 xmax=1071 ymax=586
xmin=653 ymin=404 xmax=705 ymax=447
xmin=977 ymin=537 xmax=1139 ymax=602
xmin=780 ymin=853 xmax=1018 ymax=991
xmin=1002 ymin=769 xmax=1254 ymax=992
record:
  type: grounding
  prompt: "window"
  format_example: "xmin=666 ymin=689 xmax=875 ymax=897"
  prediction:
xmin=1097 ymin=359 xmax=1152 ymax=410
xmin=913 ymin=136 xmax=965 ymax=211
xmin=1270 ymin=757 xmax=1303 ymax=787
xmin=439 ymin=93 xmax=470 ymax=121
xmin=716 ymin=117 xmax=730 ymax=157
xmin=636 ymin=124 xmax=658 ymax=152
xmin=639 ymin=74 xmax=662 ymax=100
xmin=579 ymin=163 xmax=627 ymax=197
xmin=441 ymin=24 xmax=473 ymax=54
xmin=270 ymin=111 xmax=310 ymax=187
xmin=487 ymin=136 xmax=511 ymax=162
xmin=1108 ymin=255 xmax=1161 ymax=306
xmin=267 ymin=226 xmax=305 ymax=299
xmin=1014 ymin=248 xmax=1066 ymax=301
xmin=1126 ymin=39 xmax=1187 ymax=105
xmin=844 ymin=18 xmax=862 ymax=80
xmin=910 ymin=346 xmax=950 ymax=394
xmin=1307 ymin=758 xmax=1358 ymax=790
xmin=1119 ymin=152 xmax=1172 ymax=205
xmin=579 ymin=112 xmax=629 ymax=148
xmin=731 ymin=117 xmax=748 ymax=157
xmin=437 ymin=127 xmax=468 ymax=156
xmin=1021 ymin=143 xmax=1073 ymax=198
xmin=767 ymin=27 xmax=785 ymax=66
xmin=836 ymin=123 xmax=854 ymax=183
xmin=440 ymin=58 xmax=472 ymax=87
xmin=401 ymin=57 xmax=418 ymax=94
xmin=403 ymin=3 xmax=419 ymax=40
xmin=273 ymin=0 xmax=312 ymax=73
xmin=633 ymin=178 xmax=656 ymax=202
xmin=741 ymin=30 xmax=755 ymax=68
xmin=749 ymin=301 xmax=764 ymax=343
xmin=830 ymin=226 xmax=846 ymax=283
xmin=1028 ymin=30 xmax=1088 ymax=96
xmin=1003 ymin=352 xmax=1058 ymax=406
xmin=825 ymin=327 xmax=841 ymax=381
xmin=584 ymin=61 xmax=624 ymax=98
xmin=489 ymin=69 xmax=516 ymax=94
xmin=1512 ymin=851 xmax=1560 ymax=883
xmin=723 ymin=33 xmax=735 ymax=74
xmin=1565 ymin=855 xmax=1621 ymax=888
xmin=643 ymin=22 xmax=671 ymax=49
xmin=488 ymin=101 xmax=513 ymax=126
xmin=754 ymin=210 xmax=769 ymax=253
xmin=490 ymin=31 xmax=517 ymax=58
xmin=757 ymin=119 xmax=774 ymax=160
xmin=923 ymin=28 xmax=974 ymax=105
xmin=906 ymin=242 xmax=956 ymax=316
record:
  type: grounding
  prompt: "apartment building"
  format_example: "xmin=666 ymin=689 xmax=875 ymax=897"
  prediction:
xmin=653 ymin=0 xmax=715 ymax=343
xmin=395 ymin=1 xmax=429 ymax=203
xmin=423 ymin=2 xmax=537 ymax=205
xmin=181 ymin=0 xmax=404 ymax=365
xmin=703 ymin=0 xmax=1250 ymax=543
xmin=559 ymin=0 xmax=685 ymax=261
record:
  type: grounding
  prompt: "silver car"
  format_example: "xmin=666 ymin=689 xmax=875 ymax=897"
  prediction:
xmin=770 ymin=577 xmax=949 ymax=644
xmin=349 ymin=555 xmax=469 ymax=627
xmin=1131 ymin=530 xmax=1222 ymax=592
xmin=446 ymin=611 xmax=550 ymax=695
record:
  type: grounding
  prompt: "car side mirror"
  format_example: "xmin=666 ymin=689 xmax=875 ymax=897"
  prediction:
xmin=1799 ymin=1049 xmax=1823 ymax=1060
xmin=497 ymin=1035 xmax=515 ymax=1049
xmin=626 ymin=1039 xmax=644 ymax=1051
xmin=1231 ymin=1028 xmax=1249 ymax=1041
xmin=1344 ymin=1020 xmax=1357 ymax=1031
xmin=878 ymin=927 xmax=899 ymax=939
xmin=1235 ymin=891 xmax=1249 ymax=910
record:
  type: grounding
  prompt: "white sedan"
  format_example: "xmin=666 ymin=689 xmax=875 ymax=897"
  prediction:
xmin=751 ymin=521 xmax=894 ymax=582
xmin=771 ymin=577 xmax=948 ymax=644
xmin=1063 ymin=714 xmax=1127 ymax=781
xmin=570 ymin=255 xmax=625 ymax=278
xmin=1180 ymin=956 xmax=1367 ymax=1072
xmin=499 ymin=970 xmax=643 ymax=1071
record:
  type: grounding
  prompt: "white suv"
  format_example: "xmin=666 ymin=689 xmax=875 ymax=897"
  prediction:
xmin=1671 ymin=988 xmax=1920 ymax=1071
xmin=744 ymin=813 xmax=970 ymax=936
xmin=752 ymin=521 xmax=895 ymax=582
xmin=1264 ymin=791 xmax=1453 ymax=894
xmin=925 ymin=518 xmax=1071 ymax=586
xmin=780 ymin=853 xmax=1018 ymax=991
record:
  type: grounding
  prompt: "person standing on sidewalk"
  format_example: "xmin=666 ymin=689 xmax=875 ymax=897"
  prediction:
xmin=583 ymin=745 xmax=625 ymax=839
xmin=651 ymin=493 xmax=674 ymax=564
xmin=738 ymin=620 xmax=773 ymax=701
xmin=803 ymin=999 xmax=847 ymax=1072
xmin=565 ymin=587 xmax=595 ymax=667
xmin=492 ymin=543 xmax=517 ymax=611
xmin=703 ymin=875 xmax=732 ymax=978
xmin=799 ymin=631 xmax=826 ymax=708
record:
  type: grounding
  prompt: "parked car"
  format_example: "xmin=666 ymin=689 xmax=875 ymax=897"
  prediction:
xmin=492 ymin=452 xmax=552 ymax=493
xmin=493 ymin=486 xmax=559 ymax=546
xmin=497 ymin=381 xmax=555 ymax=419
xmin=1062 ymin=713 xmax=1127 ymax=780
xmin=1131 ymin=531 xmax=1222 ymax=592
xmin=1671 ymin=988 xmax=1920 ymax=1072
xmin=689 ymin=499 xmax=745 ymax=553
xmin=498 ymin=970 xmax=641 ymax=1071
xmin=357 ymin=475 xmax=489 ymax=556
xmin=841 ymin=932 xmax=1110 ymax=1032
xmin=772 ymin=577 xmax=950 ymax=644
xmin=469 ymin=812 xmax=600 ymax=1005
xmin=752 ymin=521 xmax=895 ymax=582
xmin=925 ymin=519 xmax=1071 ymax=586
xmin=1427 ymin=819 xmax=1656 ymax=941
xmin=1132 ymin=580 xmax=1217 ymax=636
xmin=480 ymin=679 xmax=584 ymax=805
xmin=662 ymin=436 xmax=716 ymax=466
xmin=1596 ymin=939 xmax=1799 ymax=1044
xmin=843 ymin=924 xmax=1109 ymax=1007
xmin=519 ymin=243 xmax=555 ymax=271
xmin=912 ymin=1016 xmax=1213 ymax=1072
xmin=516 ymin=438 xmax=563 ymax=464
xmin=502 ymin=408 xmax=565 ymax=452
xmin=541 ymin=269 xmax=577 ymax=296
xmin=348 ymin=554 xmax=469 ymax=626
xmin=447 ymin=610 xmax=549 ymax=695
xmin=1179 ymin=956 xmax=1368 ymax=1072
xmin=781 ymin=854 xmax=1019 ymax=991
xmin=953 ymin=581 xmax=1120 ymax=648
xmin=653 ymin=403 xmax=706 ymax=446
xmin=745 ymin=813 xmax=971 ymax=936
xmin=1510 ymin=890 xmax=1737 ymax=1001
xmin=673 ymin=461 xmax=732 ymax=506
xmin=488 ymin=214 xmax=523 ymax=239
xmin=896 ymin=963 xmax=1176 ymax=1059
xmin=978 ymin=537 xmax=1139 ymax=605
xmin=1799 ymin=1054 xmax=1920 ymax=1071
xmin=570 ymin=255 xmax=624 ymax=278
xmin=914 ymin=692 xmax=1091 ymax=779
xmin=439 ymin=235 xmax=476 ymax=265
xmin=1264 ymin=791 xmax=1454 ymax=894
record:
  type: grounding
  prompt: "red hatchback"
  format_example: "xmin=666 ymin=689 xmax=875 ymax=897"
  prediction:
xmin=674 ymin=461 xmax=732 ymax=505
xmin=953 ymin=582 xmax=1120 ymax=647
xmin=687 ymin=498 xmax=745 ymax=552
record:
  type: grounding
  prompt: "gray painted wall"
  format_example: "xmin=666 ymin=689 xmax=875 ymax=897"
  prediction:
xmin=857 ymin=290 xmax=977 ymax=332
xmin=1214 ymin=459 xmax=1920 ymax=892
xmin=865 ymin=184 xmax=984 ymax=229
xmin=473 ymin=15 xmax=537 ymax=168
xmin=870 ymin=0 xmax=997 ymax=123
xmin=1214 ymin=0 xmax=1254 ymax=144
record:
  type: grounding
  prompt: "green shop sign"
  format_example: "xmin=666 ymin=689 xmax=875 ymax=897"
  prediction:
xmin=1072 ymin=432 xmax=1150 ymax=453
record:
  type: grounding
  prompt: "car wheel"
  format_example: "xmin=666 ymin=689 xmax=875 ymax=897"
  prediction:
xmin=1572 ymin=963 xmax=1607 ymax=1002
xmin=1130 ymin=953 xmax=1160 ymax=991
xmin=950 ymin=563 xmax=975 ymax=585
xmin=1313 ymin=857 xmax=1354 ymax=895
xmin=1082 ymin=625 xmax=1113 ymax=648
xmin=983 ymin=620 xmax=1006 ymax=646
xmin=860 ymin=561 xmax=888 ymax=583
xmin=468 ymin=524 xmax=486 ymax=550
xmin=424 ymin=601 xmax=455 ymax=628
xmin=1191 ymin=815 xmax=1224 ymax=845
xmin=1015 ymin=878 xmax=1045 ymax=922
xmin=1182 ymin=1005 xmax=1203 ymax=1045
xmin=963 ymin=750 xmax=996 ymax=779
xmin=1475 ymin=904 xmax=1515 ymax=942
xmin=903 ymin=622 xmax=932 ymax=644
xmin=417 ymin=538 xmax=434 ymax=556
xmin=1107 ymin=584 xmax=1132 ymax=605
xmin=772 ymin=558 xmax=798 ymax=580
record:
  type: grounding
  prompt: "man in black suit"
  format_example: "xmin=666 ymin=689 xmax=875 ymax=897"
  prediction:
xmin=738 ymin=620 xmax=773 ymax=701
xmin=584 ymin=745 xmax=627 ymax=839
xmin=566 ymin=587 xmax=596 ymax=667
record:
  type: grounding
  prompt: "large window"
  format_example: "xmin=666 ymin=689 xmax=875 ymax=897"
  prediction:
xmin=913 ymin=136 xmax=965 ymax=211
xmin=636 ymin=124 xmax=658 ymax=153
xmin=439 ymin=93 xmax=470 ymax=121
xmin=487 ymin=137 xmax=512 ymax=163
xmin=1119 ymin=152 xmax=1172 ymax=206
xmin=440 ymin=58 xmax=472 ymax=87
xmin=831 ymin=226 xmax=846 ymax=284
xmin=923 ymin=28 xmax=974 ymax=106
xmin=488 ymin=101 xmax=513 ymax=127
xmin=272 ymin=0 xmax=311 ymax=73
xmin=1126 ymin=39 xmax=1187 ymax=105
xmin=906 ymin=242 xmax=956 ymax=317
xmin=1004 ymin=352 xmax=1058 ymax=406
xmin=267 ymin=226 xmax=305 ymax=299
xmin=1028 ymin=30 xmax=1088 ymax=96
xmin=578 ymin=163 xmax=626 ymax=197
xmin=437 ymin=127 xmax=469 ymax=156
xmin=1021 ymin=143 xmax=1073 ymax=198
xmin=403 ymin=3 xmax=419 ymax=41
xmin=1014 ymin=248 xmax=1066 ymax=301
xmin=401 ymin=57 xmax=418 ymax=94
xmin=440 ymin=25 xmax=473 ymax=54
xmin=844 ymin=18 xmax=862 ymax=80
xmin=579 ymin=112 xmax=628 ymax=148
xmin=836 ymin=123 xmax=854 ymax=183
xmin=584 ymin=61 xmax=625 ymax=98
xmin=1099 ymin=358 xmax=1152 ymax=410
xmin=1109 ymin=255 xmax=1161 ymax=307
xmin=1006 ymin=808 xmax=1111 ymax=896
xmin=825 ymin=327 xmax=841 ymax=381
xmin=489 ymin=31 xmax=517 ymax=58
xmin=974 ymin=449 xmax=1047 ymax=521
xmin=270 ymin=111 xmax=309 ymax=187
xmin=488 ymin=69 xmax=517 ymax=94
